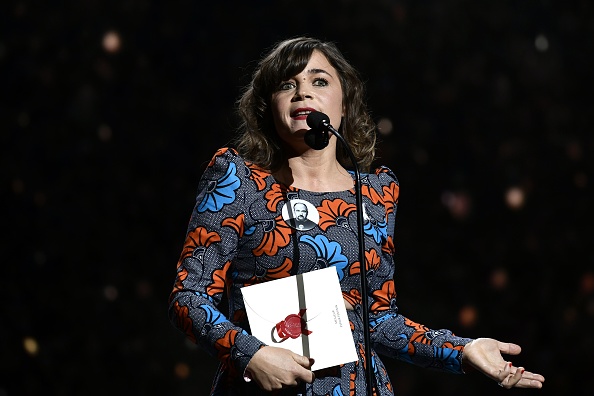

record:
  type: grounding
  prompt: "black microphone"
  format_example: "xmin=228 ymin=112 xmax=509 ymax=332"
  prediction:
xmin=304 ymin=112 xmax=330 ymax=150
xmin=305 ymin=110 xmax=375 ymax=396
xmin=306 ymin=111 xmax=331 ymax=131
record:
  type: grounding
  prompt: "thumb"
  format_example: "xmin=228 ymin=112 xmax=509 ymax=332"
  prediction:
xmin=291 ymin=354 xmax=316 ymax=384
xmin=499 ymin=341 xmax=522 ymax=356
xmin=292 ymin=353 xmax=315 ymax=369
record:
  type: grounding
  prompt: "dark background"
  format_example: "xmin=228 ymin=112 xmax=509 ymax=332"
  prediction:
xmin=2 ymin=0 xmax=593 ymax=395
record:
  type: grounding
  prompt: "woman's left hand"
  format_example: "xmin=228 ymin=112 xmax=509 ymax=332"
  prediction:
xmin=462 ymin=338 xmax=545 ymax=389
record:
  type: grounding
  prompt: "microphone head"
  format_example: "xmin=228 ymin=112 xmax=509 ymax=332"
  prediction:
xmin=304 ymin=128 xmax=329 ymax=150
xmin=306 ymin=111 xmax=330 ymax=130
xmin=305 ymin=111 xmax=330 ymax=150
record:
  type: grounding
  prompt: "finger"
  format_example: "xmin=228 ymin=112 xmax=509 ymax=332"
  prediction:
xmin=496 ymin=361 xmax=512 ymax=382
xmin=507 ymin=367 xmax=525 ymax=387
xmin=514 ymin=370 xmax=545 ymax=389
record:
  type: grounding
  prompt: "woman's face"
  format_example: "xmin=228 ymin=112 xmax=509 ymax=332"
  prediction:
xmin=270 ymin=50 xmax=344 ymax=150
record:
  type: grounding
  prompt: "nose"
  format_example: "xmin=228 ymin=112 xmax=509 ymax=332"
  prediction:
xmin=293 ymin=87 xmax=312 ymax=101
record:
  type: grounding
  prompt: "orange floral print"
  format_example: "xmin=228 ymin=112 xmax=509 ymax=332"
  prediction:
xmin=177 ymin=227 xmax=221 ymax=268
xmin=171 ymin=267 xmax=188 ymax=299
xmin=208 ymin=147 xmax=232 ymax=167
xmin=361 ymin=183 xmax=384 ymax=206
xmin=349 ymin=249 xmax=381 ymax=276
xmin=318 ymin=198 xmax=356 ymax=231
xmin=382 ymin=235 xmax=394 ymax=256
xmin=222 ymin=214 xmax=246 ymax=237
xmin=252 ymin=215 xmax=292 ymax=257
xmin=264 ymin=183 xmax=289 ymax=212
xmin=172 ymin=301 xmax=196 ymax=343
xmin=246 ymin=257 xmax=293 ymax=286
xmin=245 ymin=162 xmax=270 ymax=191
xmin=370 ymin=279 xmax=396 ymax=312
xmin=349 ymin=370 xmax=357 ymax=395
xmin=343 ymin=288 xmax=362 ymax=307
xmin=207 ymin=261 xmax=232 ymax=297
xmin=214 ymin=329 xmax=239 ymax=370
xmin=382 ymin=182 xmax=399 ymax=215
xmin=405 ymin=317 xmax=433 ymax=346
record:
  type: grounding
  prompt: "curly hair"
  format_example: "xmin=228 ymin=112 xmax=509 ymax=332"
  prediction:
xmin=233 ymin=37 xmax=377 ymax=172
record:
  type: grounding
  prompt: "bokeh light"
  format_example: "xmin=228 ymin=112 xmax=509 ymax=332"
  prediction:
xmin=534 ymin=33 xmax=549 ymax=52
xmin=102 ymin=30 xmax=122 ymax=53
xmin=504 ymin=187 xmax=525 ymax=210
xmin=23 ymin=337 xmax=39 ymax=356
xmin=377 ymin=117 xmax=393 ymax=135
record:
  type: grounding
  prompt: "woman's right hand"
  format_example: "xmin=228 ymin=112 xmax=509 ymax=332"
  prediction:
xmin=244 ymin=346 xmax=316 ymax=391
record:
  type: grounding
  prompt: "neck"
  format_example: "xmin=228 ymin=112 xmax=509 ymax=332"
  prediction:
xmin=274 ymin=149 xmax=353 ymax=192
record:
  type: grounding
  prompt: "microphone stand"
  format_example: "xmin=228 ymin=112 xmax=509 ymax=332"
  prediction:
xmin=312 ymin=121 xmax=375 ymax=396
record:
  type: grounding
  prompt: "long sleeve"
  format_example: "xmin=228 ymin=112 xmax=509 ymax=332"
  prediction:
xmin=168 ymin=148 xmax=265 ymax=377
xmin=365 ymin=167 xmax=473 ymax=374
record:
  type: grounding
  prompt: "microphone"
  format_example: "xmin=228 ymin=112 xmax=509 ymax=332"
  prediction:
xmin=304 ymin=112 xmax=330 ymax=150
xmin=305 ymin=110 xmax=375 ymax=396
xmin=306 ymin=111 xmax=331 ymax=132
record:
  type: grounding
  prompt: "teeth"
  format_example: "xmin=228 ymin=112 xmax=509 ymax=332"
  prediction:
xmin=294 ymin=110 xmax=312 ymax=116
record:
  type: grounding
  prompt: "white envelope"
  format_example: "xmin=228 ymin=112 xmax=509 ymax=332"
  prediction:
xmin=240 ymin=266 xmax=358 ymax=371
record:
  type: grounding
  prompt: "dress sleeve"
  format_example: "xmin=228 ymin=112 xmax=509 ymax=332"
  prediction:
xmin=168 ymin=148 xmax=265 ymax=377
xmin=367 ymin=166 xmax=474 ymax=374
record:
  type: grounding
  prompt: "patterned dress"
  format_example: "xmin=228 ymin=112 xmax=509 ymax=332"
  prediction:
xmin=169 ymin=147 xmax=473 ymax=395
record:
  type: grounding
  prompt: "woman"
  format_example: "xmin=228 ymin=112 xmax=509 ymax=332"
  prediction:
xmin=168 ymin=37 xmax=545 ymax=395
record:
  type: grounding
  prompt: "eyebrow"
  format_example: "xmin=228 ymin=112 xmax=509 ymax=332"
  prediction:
xmin=306 ymin=68 xmax=332 ymax=76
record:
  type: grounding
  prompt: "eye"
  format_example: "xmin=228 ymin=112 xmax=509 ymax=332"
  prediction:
xmin=313 ymin=77 xmax=329 ymax=87
xmin=278 ymin=81 xmax=295 ymax=91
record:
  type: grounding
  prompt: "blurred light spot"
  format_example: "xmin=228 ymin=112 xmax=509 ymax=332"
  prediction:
xmin=490 ymin=267 xmax=509 ymax=290
xmin=412 ymin=148 xmax=428 ymax=165
xmin=23 ymin=337 xmax=39 ymax=356
xmin=581 ymin=272 xmax=594 ymax=295
xmin=391 ymin=3 xmax=407 ymax=23
xmin=574 ymin=172 xmax=588 ymax=189
xmin=441 ymin=190 xmax=471 ymax=220
xmin=377 ymin=117 xmax=393 ymax=135
xmin=17 ymin=111 xmax=30 ymax=128
xmin=98 ymin=124 xmax=112 ymax=142
xmin=566 ymin=140 xmax=582 ymax=161
xmin=102 ymin=30 xmax=122 ymax=53
xmin=104 ymin=285 xmax=118 ymax=301
xmin=505 ymin=187 xmax=525 ymax=210
xmin=174 ymin=362 xmax=190 ymax=379
xmin=458 ymin=305 xmax=477 ymax=328
xmin=563 ymin=306 xmax=577 ymax=325
xmin=136 ymin=280 xmax=153 ymax=299
xmin=535 ymin=34 xmax=549 ymax=52
xmin=34 ymin=191 xmax=46 ymax=207
xmin=12 ymin=178 xmax=24 ymax=194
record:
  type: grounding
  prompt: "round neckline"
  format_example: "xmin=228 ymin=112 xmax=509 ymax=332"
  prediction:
xmin=269 ymin=171 xmax=357 ymax=194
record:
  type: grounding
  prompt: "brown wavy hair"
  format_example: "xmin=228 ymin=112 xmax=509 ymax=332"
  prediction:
xmin=233 ymin=37 xmax=377 ymax=172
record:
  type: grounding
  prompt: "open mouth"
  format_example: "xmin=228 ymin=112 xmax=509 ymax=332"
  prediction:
xmin=291 ymin=107 xmax=317 ymax=119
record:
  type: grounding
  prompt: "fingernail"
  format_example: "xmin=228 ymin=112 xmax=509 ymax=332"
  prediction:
xmin=509 ymin=362 xmax=512 ymax=368
xmin=521 ymin=369 xmax=525 ymax=374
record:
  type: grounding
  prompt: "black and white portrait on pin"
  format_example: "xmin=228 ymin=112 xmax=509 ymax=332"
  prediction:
xmin=281 ymin=199 xmax=319 ymax=231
